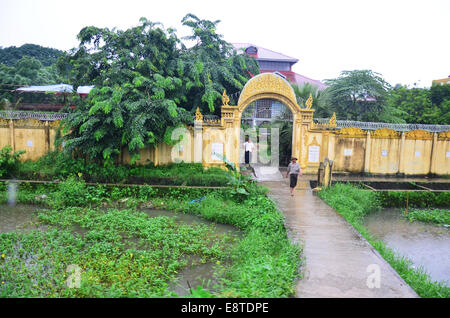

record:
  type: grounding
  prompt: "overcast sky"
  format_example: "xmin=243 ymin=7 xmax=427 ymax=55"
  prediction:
xmin=1 ymin=0 xmax=449 ymax=87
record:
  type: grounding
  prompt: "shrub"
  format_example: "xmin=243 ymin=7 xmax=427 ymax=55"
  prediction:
xmin=406 ymin=209 xmax=450 ymax=225
xmin=0 ymin=146 xmax=25 ymax=178
xmin=51 ymin=176 xmax=91 ymax=208
xmin=16 ymin=152 xmax=231 ymax=186
xmin=376 ymin=191 xmax=450 ymax=208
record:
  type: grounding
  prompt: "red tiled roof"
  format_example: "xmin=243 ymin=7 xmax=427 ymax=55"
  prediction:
xmin=293 ymin=73 xmax=328 ymax=90
xmin=233 ymin=43 xmax=327 ymax=90
xmin=232 ymin=43 xmax=298 ymax=63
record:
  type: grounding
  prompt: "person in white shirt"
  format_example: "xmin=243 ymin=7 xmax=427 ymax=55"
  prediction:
xmin=243 ymin=138 xmax=255 ymax=165
xmin=286 ymin=157 xmax=302 ymax=196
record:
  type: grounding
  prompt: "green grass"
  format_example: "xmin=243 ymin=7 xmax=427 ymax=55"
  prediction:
xmin=405 ymin=208 xmax=450 ymax=226
xmin=376 ymin=190 xmax=450 ymax=208
xmin=1 ymin=208 xmax=233 ymax=297
xmin=318 ymin=183 xmax=449 ymax=298
xmin=14 ymin=151 xmax=231 ymax=186
xmin=0 ymin=176 xmax=302 ymax=298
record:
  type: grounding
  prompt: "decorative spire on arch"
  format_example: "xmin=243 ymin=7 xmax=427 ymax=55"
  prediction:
xmin=305 ymin=93 xmax=313 ymax=109
xmin=222 ymin=90 xmax=230 ymax=106
xmin=195 ymin=107 xmax=203 ymax=121
xmin=329 ymin=112 xmax=337 ymax=127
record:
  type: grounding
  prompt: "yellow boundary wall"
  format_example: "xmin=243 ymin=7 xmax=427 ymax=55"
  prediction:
xmin=1 ymin=73 xmax=449 ymax=176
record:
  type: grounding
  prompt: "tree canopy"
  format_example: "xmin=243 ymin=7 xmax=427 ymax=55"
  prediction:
xmin=0 ymin=56 xmax=61 ymax=107
xmin=61 ymin=14 xmax=259 ymax=164
xmin=323 ymin=70 xmax=399 ymax=122
xmin=386 ymin=84 xmax=450 ymax=125
xmin=0 ymin=44 xmax=64 ymax=67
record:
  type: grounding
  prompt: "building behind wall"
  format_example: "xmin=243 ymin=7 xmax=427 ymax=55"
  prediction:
xmin=432 ymin=76 xmax=450 ymax=86
xmin=233 ymin=43 xmax=326 ymax=127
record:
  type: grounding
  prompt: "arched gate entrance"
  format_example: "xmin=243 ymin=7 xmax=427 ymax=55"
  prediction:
xmin=220 ymin=72 xmax=315 ymax=170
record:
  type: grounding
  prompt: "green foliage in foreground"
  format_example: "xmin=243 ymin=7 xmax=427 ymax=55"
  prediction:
xmin=0 ymin=177 xmax=301 ymax=298
xmin=0 ymin=146 xmax=25 ymax=178
xmin=0 ymin=207 xmax=233 ymax=297
xmin=16 ymin=152 xmax=231 ymax=186
xmin=318 ymin=183 xmax=449 ymax=298
xmin=376 ymin=190 xmax=450 ymax=208
xmin=405 ymin=209 xmax=450 ymax=226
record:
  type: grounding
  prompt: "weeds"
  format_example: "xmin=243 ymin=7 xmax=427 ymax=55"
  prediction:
xmin=404 ymin=208 xmax=450 ymax=226
xmin=376 ymin=191 xmax=450 ymax=208
xmin=0 ymin=173 xmax=301 ymax=298
xmin=0 ymin=207 xmax=233 ymax=297
xmin=15 ymin=152 xmax=230 ymax=186
xmin=0 ymin=146 xmax=25 ymax=178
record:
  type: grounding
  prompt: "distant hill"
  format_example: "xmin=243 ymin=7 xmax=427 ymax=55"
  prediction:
xmin=0 ymin=44 xmax=64 ymax=67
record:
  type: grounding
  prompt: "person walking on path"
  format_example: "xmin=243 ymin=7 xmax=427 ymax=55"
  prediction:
xmin=244 ymin=137 xmax=255 ymax=165
xmin=286 ymin=157 xmax=301 ymax=196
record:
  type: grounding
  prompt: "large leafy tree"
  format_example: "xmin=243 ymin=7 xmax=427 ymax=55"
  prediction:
xmin=323 ymin=70 xmax=401 ymax=122
xmin=386 ymin=85 xmax=436 ymax=124
xmin=430 ymin=84 xmax=450 ymax=124
xmin=61 ymin=18 xmax=189 ymax=164
xmin=386 ymin=84 xmax=450 ymax=125
xmin=178 ymin=14 xmax=259 ymax=114
xmin=61 ymin=14 xmax=258 ymax=164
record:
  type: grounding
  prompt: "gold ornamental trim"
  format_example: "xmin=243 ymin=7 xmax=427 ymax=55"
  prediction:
xmin=195 ymin=107 xmax=203 ymax=121
xmin=0 ymin=118 xmax=9 ymax=127
xmin=203 ymin=119 xmax=221 ymax=126
xmin=329 ymin=112 xmax=337 ymax=127
xmin=237 ymin=73 xmax=299 ymax=112
xmin=222 ymin=90 xmax=230 ymax=106
xmin=13 ymin=118 xmax=46 ymax=128
xmin=438 ymin=130 xmax=450 ymax=141
xmin=305 ymin=93 xmax=313 ymax=109
xmin=334 ymin=126 xmax=367 ymax=138
xmin=370 ymin=128 xmax=400 ymax=139
xmin=308 ymin=135 xmax=320 ymax=146
xmin=311 ymin=112 xmax=337 ymax=129
xmin=405 ymin=129 xmax=433 ymax=140
xmin=49 ymin=120 xmax=61 ymax=129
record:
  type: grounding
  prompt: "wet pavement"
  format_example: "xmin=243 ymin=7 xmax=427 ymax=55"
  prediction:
xmin=261 ymin=179 xmax=419 ymax=298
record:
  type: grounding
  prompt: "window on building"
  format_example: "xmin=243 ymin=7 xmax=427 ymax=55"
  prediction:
xmin=258 ymin=61 xmax=291 ymax=71
xmin=245 ymin=46 xmax=258 ymax=55
xmin=241 ymin=99 xmax=292 ymax=126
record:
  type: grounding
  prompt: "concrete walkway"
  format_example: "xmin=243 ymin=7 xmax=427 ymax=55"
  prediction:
xmin=261 ymin=179 xmax=419 ymax=298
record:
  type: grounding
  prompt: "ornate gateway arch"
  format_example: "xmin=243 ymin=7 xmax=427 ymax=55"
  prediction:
xmin=220 ymin=72 xmax=315 ymax=170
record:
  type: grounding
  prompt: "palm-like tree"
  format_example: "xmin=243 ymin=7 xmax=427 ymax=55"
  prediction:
xmin=291 ymin=82 xmax=330 ymax=118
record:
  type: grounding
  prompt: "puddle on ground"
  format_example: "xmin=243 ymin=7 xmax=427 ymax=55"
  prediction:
xmin=364 ymin=208 xmax=450 ymax=285
xmin=0 ymin=204 xmax=48 ymax=233
xmin=169 ymin=259 xmax=218 ymax=297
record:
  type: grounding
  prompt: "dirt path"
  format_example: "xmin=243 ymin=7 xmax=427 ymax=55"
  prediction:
xmin=261 ymin=179 xmax=419 ymax=298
